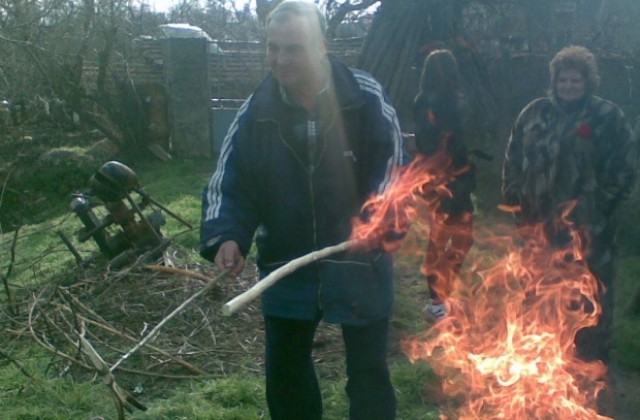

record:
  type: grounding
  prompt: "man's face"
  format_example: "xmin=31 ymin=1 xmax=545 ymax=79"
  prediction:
xmin=266 ymin=15 xmax=326 ymax=92
xmin=556 ymin=68 xmax=586 ymax=102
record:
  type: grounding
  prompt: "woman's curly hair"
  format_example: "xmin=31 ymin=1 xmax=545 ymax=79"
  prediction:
xmin=549 ymin=45 xmax=600 ymax=96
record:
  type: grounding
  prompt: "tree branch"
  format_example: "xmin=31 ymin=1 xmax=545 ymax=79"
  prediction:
xmin=327 ymin=0 xmax=379 ymax=39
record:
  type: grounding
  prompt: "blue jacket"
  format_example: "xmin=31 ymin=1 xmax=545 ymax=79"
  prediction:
xmin=201 ymin=56 xmax=405 ymax=325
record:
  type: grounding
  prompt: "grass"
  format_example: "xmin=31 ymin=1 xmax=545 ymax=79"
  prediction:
xmin=2 ymin=156 xmax=640 ymax=419
xmin=131 ymin=377 xmax=268 ymax=419
xmin=612 ymin=255 xmax=640 ymax=371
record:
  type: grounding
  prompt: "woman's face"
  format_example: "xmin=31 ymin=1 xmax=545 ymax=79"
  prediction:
xmin=556 ymin=68 xmax=586 ymax=102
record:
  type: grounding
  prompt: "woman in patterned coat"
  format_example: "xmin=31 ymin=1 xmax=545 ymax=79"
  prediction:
xmin=502 ymin=45 xmax=636 ymax=365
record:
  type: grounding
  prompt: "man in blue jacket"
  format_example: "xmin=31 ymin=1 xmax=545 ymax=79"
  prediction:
xmin=200 ymin=1 xmax=405 ymax=419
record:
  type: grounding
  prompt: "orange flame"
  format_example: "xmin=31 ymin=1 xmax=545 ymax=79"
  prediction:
xmin=350 ymin=152 xmax=453 ymax=252
xmin=404 ymin=215 xmax=606 ymax=419
xmin=350 ymin=154 xmax=610 ymax=419
xmin=403 ymin=217 xmax=609 ymax=419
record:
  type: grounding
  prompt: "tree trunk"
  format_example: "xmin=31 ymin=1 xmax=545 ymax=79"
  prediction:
xmin=358 ymin=0 xmax=431 ymax=126
xmin=358 ymin=0 xmax=498 ymax=132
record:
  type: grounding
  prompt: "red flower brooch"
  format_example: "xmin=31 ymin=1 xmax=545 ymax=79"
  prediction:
xmin=576 ymin=123 xmax=592 ymax=137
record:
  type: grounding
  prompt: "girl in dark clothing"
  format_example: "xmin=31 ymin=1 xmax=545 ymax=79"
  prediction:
xmin=413 ymin=49 xmax=475 ymax=322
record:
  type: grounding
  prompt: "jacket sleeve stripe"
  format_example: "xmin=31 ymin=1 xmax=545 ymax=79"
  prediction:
xmin=353 ymin=71 xmax=404 ymax=193
xmin=204 ymin=96 xmax=253 ymax=221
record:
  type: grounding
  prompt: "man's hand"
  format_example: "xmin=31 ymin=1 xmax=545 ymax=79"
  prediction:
xmin=215 ymin=240 xmax=245 ymax=277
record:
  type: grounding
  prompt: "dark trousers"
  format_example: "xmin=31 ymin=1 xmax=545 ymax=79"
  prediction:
xmin=422 ymin=211 xmax=473 ymax=302
xmin=575 ymin=258 xmax=615 ymax=364
xmin=529 ymin=224 xmax=615 ymax=365
xmin=264 ymin=315 xmax=396 ymax=420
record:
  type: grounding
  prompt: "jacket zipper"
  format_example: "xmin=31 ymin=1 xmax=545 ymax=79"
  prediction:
xmin=307 ymin=108 xmax=321 ymax=310
xmin=264 ymin=117 xmax=324 ymax=308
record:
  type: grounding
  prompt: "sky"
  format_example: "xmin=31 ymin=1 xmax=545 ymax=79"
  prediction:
xmin=143 ymin=0 xmax=250 ymax=13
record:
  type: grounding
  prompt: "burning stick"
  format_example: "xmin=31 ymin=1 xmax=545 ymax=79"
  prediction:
xmin=222 ymin=240 xmax=357 ymax=316
xmin=222 ymin=154 xmax=451 ymax=316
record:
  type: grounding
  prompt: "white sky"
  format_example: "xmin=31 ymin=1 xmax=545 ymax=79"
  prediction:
xmin=142 ymin=0 xmax=250 ymax=13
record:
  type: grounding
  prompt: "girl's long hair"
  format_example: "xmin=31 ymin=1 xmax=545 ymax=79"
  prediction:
xmin=415 ymin=49 xmax=460 ymax=106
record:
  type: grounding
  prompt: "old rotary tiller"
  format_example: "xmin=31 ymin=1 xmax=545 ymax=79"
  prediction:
xmin=60 ymin=161 xmax=192 ymax=267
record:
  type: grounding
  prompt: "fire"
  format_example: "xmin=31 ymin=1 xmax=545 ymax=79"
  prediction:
xmin=403 ymin=220 xmax=609 ymax=419
xmin=351 ymin=155 xmax=611 ymax=419
xmin=350 ymin=151 xmax=453 ymax=251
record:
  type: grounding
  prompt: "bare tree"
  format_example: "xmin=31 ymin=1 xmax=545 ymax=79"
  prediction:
xmin=324 ymin=0 xmax=378 ymax=39
xmin=358 ymin=0 xmax=474 ymax=125
xmin=355 ymin=0 xmax=632 ymax=130
xmin=0 ymin=0 xmax=171 ymax=152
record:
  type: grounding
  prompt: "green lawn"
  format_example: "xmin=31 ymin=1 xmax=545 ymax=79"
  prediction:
xmin=1 ymin=157 xmax=639 ymax=419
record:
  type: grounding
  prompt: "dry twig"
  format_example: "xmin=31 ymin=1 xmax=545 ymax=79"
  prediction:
xmin=5 ymin=242 xmax=291 ymax=402
xmin=77 ymin=330 xmax=147 ymax=419
xmin=142 ymin=264 xmax=215 ymax=284
xmin=54 ymin=303 xmax=204 ymax=375
xmin=0 ymin=347 xmax=35 ymax=380
xmin=109 ymin=269 xmax=229 ymax=373
xmin=2 ymin=226 xmax=21 ymax=315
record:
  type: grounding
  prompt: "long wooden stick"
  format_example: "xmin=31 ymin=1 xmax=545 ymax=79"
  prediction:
xmin=222 ymin=240 xmax=358 ymax=316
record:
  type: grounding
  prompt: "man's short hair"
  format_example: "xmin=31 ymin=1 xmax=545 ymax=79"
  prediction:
xmin=266 ymin=0 xmax=327 ymax=37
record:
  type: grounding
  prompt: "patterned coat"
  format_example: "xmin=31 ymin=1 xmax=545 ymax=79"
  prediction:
xmin=502 ymin=95 xmax=635 ymax=266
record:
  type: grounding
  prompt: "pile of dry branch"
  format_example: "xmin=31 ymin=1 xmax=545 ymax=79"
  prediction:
xmin=0 ymin=239 xmax=350 ymax=418
xmin=11 ymin=248 xmax=267 ymax=377
xmin=1 ymin=246 xmax=269 ymax=416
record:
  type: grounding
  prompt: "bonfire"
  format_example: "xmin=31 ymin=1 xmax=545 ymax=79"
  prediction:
xmin=226 ymin=152 xmax=611 ymax=418
xmin=352 ymin=155 xmax=610 ymax=419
